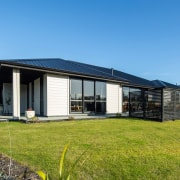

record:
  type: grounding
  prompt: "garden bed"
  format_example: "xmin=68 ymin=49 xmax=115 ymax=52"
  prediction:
xmin=0 ymin=154 xmax=40 ymax=180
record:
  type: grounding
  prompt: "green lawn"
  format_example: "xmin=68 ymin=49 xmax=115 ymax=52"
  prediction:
xmin=0 ymin=118 xmax=180 ymax=180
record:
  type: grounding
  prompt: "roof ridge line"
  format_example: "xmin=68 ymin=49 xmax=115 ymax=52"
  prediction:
xmin=68 ymin=60 xmax=128 ymax=81
xmin=0 ymin=58 xmax=67 ymax=62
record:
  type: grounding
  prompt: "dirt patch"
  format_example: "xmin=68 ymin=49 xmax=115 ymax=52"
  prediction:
xmin=0 ymin=154 xmax=41 ymax=180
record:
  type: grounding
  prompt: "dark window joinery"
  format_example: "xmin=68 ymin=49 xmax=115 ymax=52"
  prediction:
xmin=70 ymin=78 xmax=106 ymax=114
xmin=122 ymin=87 xmax=162 ymax=120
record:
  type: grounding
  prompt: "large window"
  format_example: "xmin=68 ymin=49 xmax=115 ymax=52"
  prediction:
xmin=122 ymin=86 xmax=162 ymax=120
xmin=70 ymin=78 xmax=106 ymax=113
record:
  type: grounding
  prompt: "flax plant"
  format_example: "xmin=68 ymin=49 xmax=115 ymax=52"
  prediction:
xmin=37 ymin=144 xmax=87 ymax=180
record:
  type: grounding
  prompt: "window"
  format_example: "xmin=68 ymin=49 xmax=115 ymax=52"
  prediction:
xmin=123 ymin=87 xmax=144 ymax=117
xmin=70 ymin=78 xmax=106 ymax=113
xmin=122 ymin=87 xmax=129 ymax=113
xmin=95 ymin=81 xmax=106 ymax=113
xmin=70 ymin=79 xmax=82 ymax=112
xmin=129 ymin=88 xmax=144 ymax=117
xmin=84 ymin=80 xmax=95 ymax=112
xmin=122 ymin=86 xmax=162 ymax=120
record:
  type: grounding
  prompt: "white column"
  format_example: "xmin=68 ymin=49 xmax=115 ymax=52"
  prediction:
xmin=13 ymin=69 xmax=20 ymax=119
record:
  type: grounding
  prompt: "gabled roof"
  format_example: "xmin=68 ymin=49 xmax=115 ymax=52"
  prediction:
xmin=0 ymin=58 xmax=178 ymax=89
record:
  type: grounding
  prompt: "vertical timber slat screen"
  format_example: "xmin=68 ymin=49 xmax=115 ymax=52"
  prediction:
xmin=122 ymin=87 xmax=162 ymax=121
xmin=144 ymin=89 xmax=162 ymax=120
xmin=163 ymin=88 xmax=180 ymax=121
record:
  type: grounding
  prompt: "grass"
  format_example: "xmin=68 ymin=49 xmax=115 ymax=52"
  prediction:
xmin=0 ymin=118 xmax=179 ymax=180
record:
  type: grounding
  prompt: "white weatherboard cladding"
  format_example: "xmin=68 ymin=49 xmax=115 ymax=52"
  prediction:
xmin=43 ymin=74 xmax=47 ymax=116
xmin=106 ymin=83 xmax=121 ymax=114
xmin=119 ymin=86 xmax=122 ymax=113
xmin=34 ymin=78 xmax=40 ymax=115
xmin=46 ymin=74 xmax=69 ymax=116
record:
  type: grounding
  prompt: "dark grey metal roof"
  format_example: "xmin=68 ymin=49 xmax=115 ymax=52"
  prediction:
xmin=0 ymin=58 xmax=128 ymax=83
xmin=152 ymin=80 xmax=178 ymax=88
xmin=0 ymin=58 xmax=178 ymax=89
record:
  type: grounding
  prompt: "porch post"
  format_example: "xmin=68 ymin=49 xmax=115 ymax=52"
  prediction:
xmin=13 ymin=68 xmax=20 ymax=119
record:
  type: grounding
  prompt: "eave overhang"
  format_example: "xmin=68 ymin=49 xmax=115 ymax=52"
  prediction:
xmin=0 ymin=62 xmax=130 ymax=85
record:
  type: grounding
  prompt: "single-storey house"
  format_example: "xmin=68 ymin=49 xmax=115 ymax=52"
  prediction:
xmin=0 ymin=58 xmax=179 ymax=121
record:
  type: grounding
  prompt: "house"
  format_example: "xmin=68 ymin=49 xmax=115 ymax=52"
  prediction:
xmin=0 ymin=58 xmax=179 ymax=121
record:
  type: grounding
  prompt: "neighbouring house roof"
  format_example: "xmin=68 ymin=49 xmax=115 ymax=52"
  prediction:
xmin=0 ymin=58 xmax=178 ymax=89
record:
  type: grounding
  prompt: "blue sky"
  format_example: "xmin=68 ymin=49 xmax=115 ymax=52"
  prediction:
xmin=0 ymin=0 xmax=180 ymax=84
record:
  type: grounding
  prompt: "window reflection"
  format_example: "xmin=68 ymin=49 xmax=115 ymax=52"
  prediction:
xmin=71 ymin=101 xmax=82 ymax=112
xmin=70 ymin=79 xmax=82 ymax=100
xmin=84 ymin=80 xmax=95 ymax=112
xmin=129 ymin=88 xmax=143 ymax=117
xmin=96 ymin=81 xmax=106 ymax=113
xmin=122 ymin=87 xmax=129 ymax=114
xmin=96 ymin=81 xmax=106 ymax=101
xmin=70 ymin=79 xmax=82 ymax=112
xmin=84 ymin=81 xmax=94 ymax=100
xmin=122 ymin=86 xmax=162 ymax=119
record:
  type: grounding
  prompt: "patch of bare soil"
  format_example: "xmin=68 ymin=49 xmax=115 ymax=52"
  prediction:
xmin=0 ymin=154 xmax=41 ymax=180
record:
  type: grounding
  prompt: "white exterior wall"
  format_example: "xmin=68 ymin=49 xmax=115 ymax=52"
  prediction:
xmin=43 ymin=74 xmax=47 ymax=116
xmin=34 ymin=78 xmax=40 ymax=115
xmin=106 ymin=83 xmax=122 ymax=114
xmin=119 ymin=86 xmax=122 ymax=113
xmin=45 ymin=74 xmax=69 ymax=116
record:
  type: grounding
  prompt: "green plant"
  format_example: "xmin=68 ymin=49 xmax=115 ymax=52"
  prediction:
xmin=68 ymin=116 xmax=75 ymax=121
xmin=116 ymin=112 xmax=121 ymax=117
xmin=37 ymin=144 xmax=87 ymax=180
xmin=26 ymin=115 xmax=39 ymax=123
xmin=5 ymin=95 xmax=11 ymax=114
xmin=36 ymin=170 xmax=49 ymax=180
xmin=5 ymin=96 xmax=11 ymax=106
xmin=31 ymin=116 xmax=39 ymax=123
